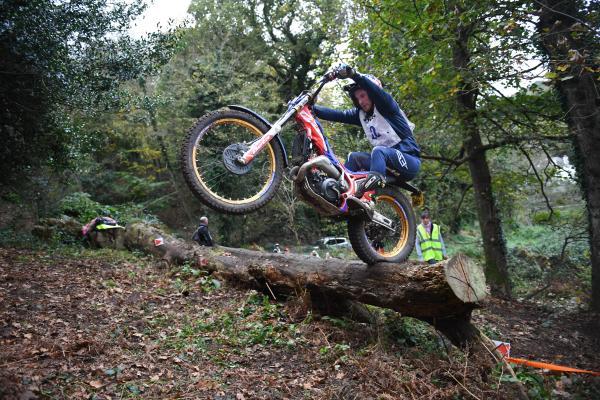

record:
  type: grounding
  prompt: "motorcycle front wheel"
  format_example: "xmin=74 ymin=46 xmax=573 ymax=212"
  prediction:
xmin=181 ymin=108 xmax=285 ymax=214
xmin=348 ymin=187 xmax=416 ymax=265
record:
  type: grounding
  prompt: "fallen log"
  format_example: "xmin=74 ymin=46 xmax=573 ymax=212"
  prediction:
xmin=122 ymin=222 xmax=488 ymax=349
xmin=35 ymin=219 xmax=488 ymax=349
xmin=33 ymin=218 xmax=530 ymax=398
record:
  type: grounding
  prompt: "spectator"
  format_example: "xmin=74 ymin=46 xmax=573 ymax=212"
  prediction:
xmin=415 ymin=209 xmax=447 ymax=264
xmin=192 ymin=216 xmax=214 ymax=247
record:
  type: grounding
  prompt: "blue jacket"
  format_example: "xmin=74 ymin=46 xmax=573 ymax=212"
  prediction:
xmin=313 ymin=74 xmax=420 ymax=157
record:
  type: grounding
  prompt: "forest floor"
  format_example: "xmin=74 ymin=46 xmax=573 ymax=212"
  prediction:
xmin=1 ymin=246 xmax=599 ymax=400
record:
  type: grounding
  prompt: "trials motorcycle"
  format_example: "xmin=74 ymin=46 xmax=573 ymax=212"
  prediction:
xmin=180 ymin=68 xmax=423 ymax=264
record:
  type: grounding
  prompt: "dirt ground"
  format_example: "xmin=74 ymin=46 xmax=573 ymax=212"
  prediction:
xmin=473 ymin=298 xmax=600 ymax=372
xmin=1 ymin=247 xmax=599 ymax=399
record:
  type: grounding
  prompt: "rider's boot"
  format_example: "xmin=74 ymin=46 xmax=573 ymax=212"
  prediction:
xmin=355 ymin=172 xmax=386 ymax=199
xmin=348 ymin=172 xmax=386 ymax=219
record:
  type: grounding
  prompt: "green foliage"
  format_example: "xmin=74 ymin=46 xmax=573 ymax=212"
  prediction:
xmin=318 ymin=342 xmax=351 ymax=363
xmin=58 ymin=192 xmax=159 ymax=225
xmin=59 ymin=192 xmax=108 ymax=223
xmin=531 ymin=210 xmax=560 ymax=225
xmin=163 ymin=292 xmax=299 ymax=352
xmin=445 ymin=229 xmax=484 ymax=260
xmin=383 ymin=314 xmax=440 ymax=352
xmin=175 ymin=262 xmax=221 ymax=294
xmin=0 ymin=229 xmax=38 ymax=249
xmin=0 ymin=0 xmax=177 ymax=185
xmin=496 ymin=366 xmax=556 ymax=400
xmin=505 ymin=209 xmax=589 ymax=296
xmin=321 ymin=316 xmax=351 ymax=329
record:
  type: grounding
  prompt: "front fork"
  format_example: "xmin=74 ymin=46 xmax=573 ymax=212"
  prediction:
xmin=237 ymin=100 xmax=308 ymax=165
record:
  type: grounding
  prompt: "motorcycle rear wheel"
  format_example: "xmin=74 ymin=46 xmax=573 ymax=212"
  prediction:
xmin=347 ymin=187 xmax=416 ymax=265
xmin=181 ymin=109 xmax=285 ymax=214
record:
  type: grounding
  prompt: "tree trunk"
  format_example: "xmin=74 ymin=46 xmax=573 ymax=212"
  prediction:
xmin=451 ymin=20 xmax=511 ymax=296
xmin=537 ymin=0 xmax=600 ymax=310
xmin=466 ymin=141 xmax=511 ymax=297
xmin=38 ymin=218 xmax=489 ymax=349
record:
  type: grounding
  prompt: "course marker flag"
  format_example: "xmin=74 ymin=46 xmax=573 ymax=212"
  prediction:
xmin=492 ymin=340 xmax=511 ymax=358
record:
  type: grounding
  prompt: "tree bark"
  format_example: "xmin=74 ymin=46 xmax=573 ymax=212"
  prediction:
xmin=466 ymin=140 xmax=511 ymax=297
xmin=451 ymin=18 xmax=511 ymax=297
xmin=537 ymin=0 xmax=600 ymax=310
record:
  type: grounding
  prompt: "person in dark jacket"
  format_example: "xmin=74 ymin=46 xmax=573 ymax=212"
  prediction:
xmin=192 ymin=216 xmax=214 ymax=246
xmin=313 ymin=64 xmax=421 ymax=198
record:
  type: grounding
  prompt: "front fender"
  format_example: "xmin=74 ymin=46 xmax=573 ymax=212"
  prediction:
xmin=227 ymin=105 xmax=288 ymax=167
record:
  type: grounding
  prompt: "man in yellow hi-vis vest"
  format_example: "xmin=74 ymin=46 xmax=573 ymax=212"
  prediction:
xmin=415 ymin=209 xmax=447 ymax=264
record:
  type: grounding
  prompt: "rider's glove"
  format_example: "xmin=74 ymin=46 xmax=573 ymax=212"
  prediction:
xmin=325 ymin=70 xmax=337 ymax=82
xmin=325 ymin=64 xmax=356 ymax=81
xmin=335 ymin=63 xmax=356 ymax=79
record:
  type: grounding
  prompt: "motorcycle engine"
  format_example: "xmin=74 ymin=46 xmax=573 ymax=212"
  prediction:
xmin=307 ymin=172 xmax=342 ymax=204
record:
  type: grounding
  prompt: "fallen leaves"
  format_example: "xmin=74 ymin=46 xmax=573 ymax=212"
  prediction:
xmin=2 ymin=247 xmax=598 ymax=400
xmin=88 ymin=380 xmax=103 ymax=389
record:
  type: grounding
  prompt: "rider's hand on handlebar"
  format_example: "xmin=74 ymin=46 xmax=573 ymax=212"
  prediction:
xmin=325 ymin=63 xmax=356 ymax=82
xmin=335 ymin=63 xmax=355 ymax=79
xmin=325 ymin=71 xmax=337 ymax=82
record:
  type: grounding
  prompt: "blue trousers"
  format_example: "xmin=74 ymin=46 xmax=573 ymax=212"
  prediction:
xmin=345 ymin=146 xmax=420 ymax=181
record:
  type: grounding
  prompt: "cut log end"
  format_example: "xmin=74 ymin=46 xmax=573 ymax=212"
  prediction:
xmin=444 ymin=253 xmax=488 ymax=303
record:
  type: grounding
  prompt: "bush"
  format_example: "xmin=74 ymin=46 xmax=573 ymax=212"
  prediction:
xmin=383 ymin=314 xmax=440 ymax=352
xmin=58 ymin=191 xmax=159 ymax=225
xmin=0 ymin=228 xmax=38 ymax=248
xmin=59 ymin=192 xmax=108 ymax=222
xmin=531 ymin=210 xmax=561 ymax=224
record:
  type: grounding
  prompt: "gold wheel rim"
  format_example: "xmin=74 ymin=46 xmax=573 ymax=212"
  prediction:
xmin=373 ymin=195 xmax=409 ymax=257
xmin=192 ymin=118 xmax=276 ymax=205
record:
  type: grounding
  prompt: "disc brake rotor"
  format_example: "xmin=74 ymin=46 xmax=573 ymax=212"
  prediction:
xmin=222 ymin=143 xmax=252 ymax=175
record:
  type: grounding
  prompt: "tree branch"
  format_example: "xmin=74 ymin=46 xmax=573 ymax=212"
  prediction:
xmin=519 ymin=145 xmax=554 ymax=219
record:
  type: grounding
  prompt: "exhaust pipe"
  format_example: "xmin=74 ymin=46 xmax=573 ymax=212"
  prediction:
xmin=292 ymin=155 xmax=341 ymax=182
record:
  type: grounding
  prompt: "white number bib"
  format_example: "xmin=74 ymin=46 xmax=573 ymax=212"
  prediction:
xmin=359 ymin=107 xmax=398 ymax=147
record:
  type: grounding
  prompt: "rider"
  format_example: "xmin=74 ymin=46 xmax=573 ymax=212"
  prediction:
xmin=313 ymin=64 xmax=421 ymax=199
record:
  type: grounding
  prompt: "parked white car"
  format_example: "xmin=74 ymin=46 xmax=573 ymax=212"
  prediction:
xmin=315 ymin=237 xmax=351 ymax=249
